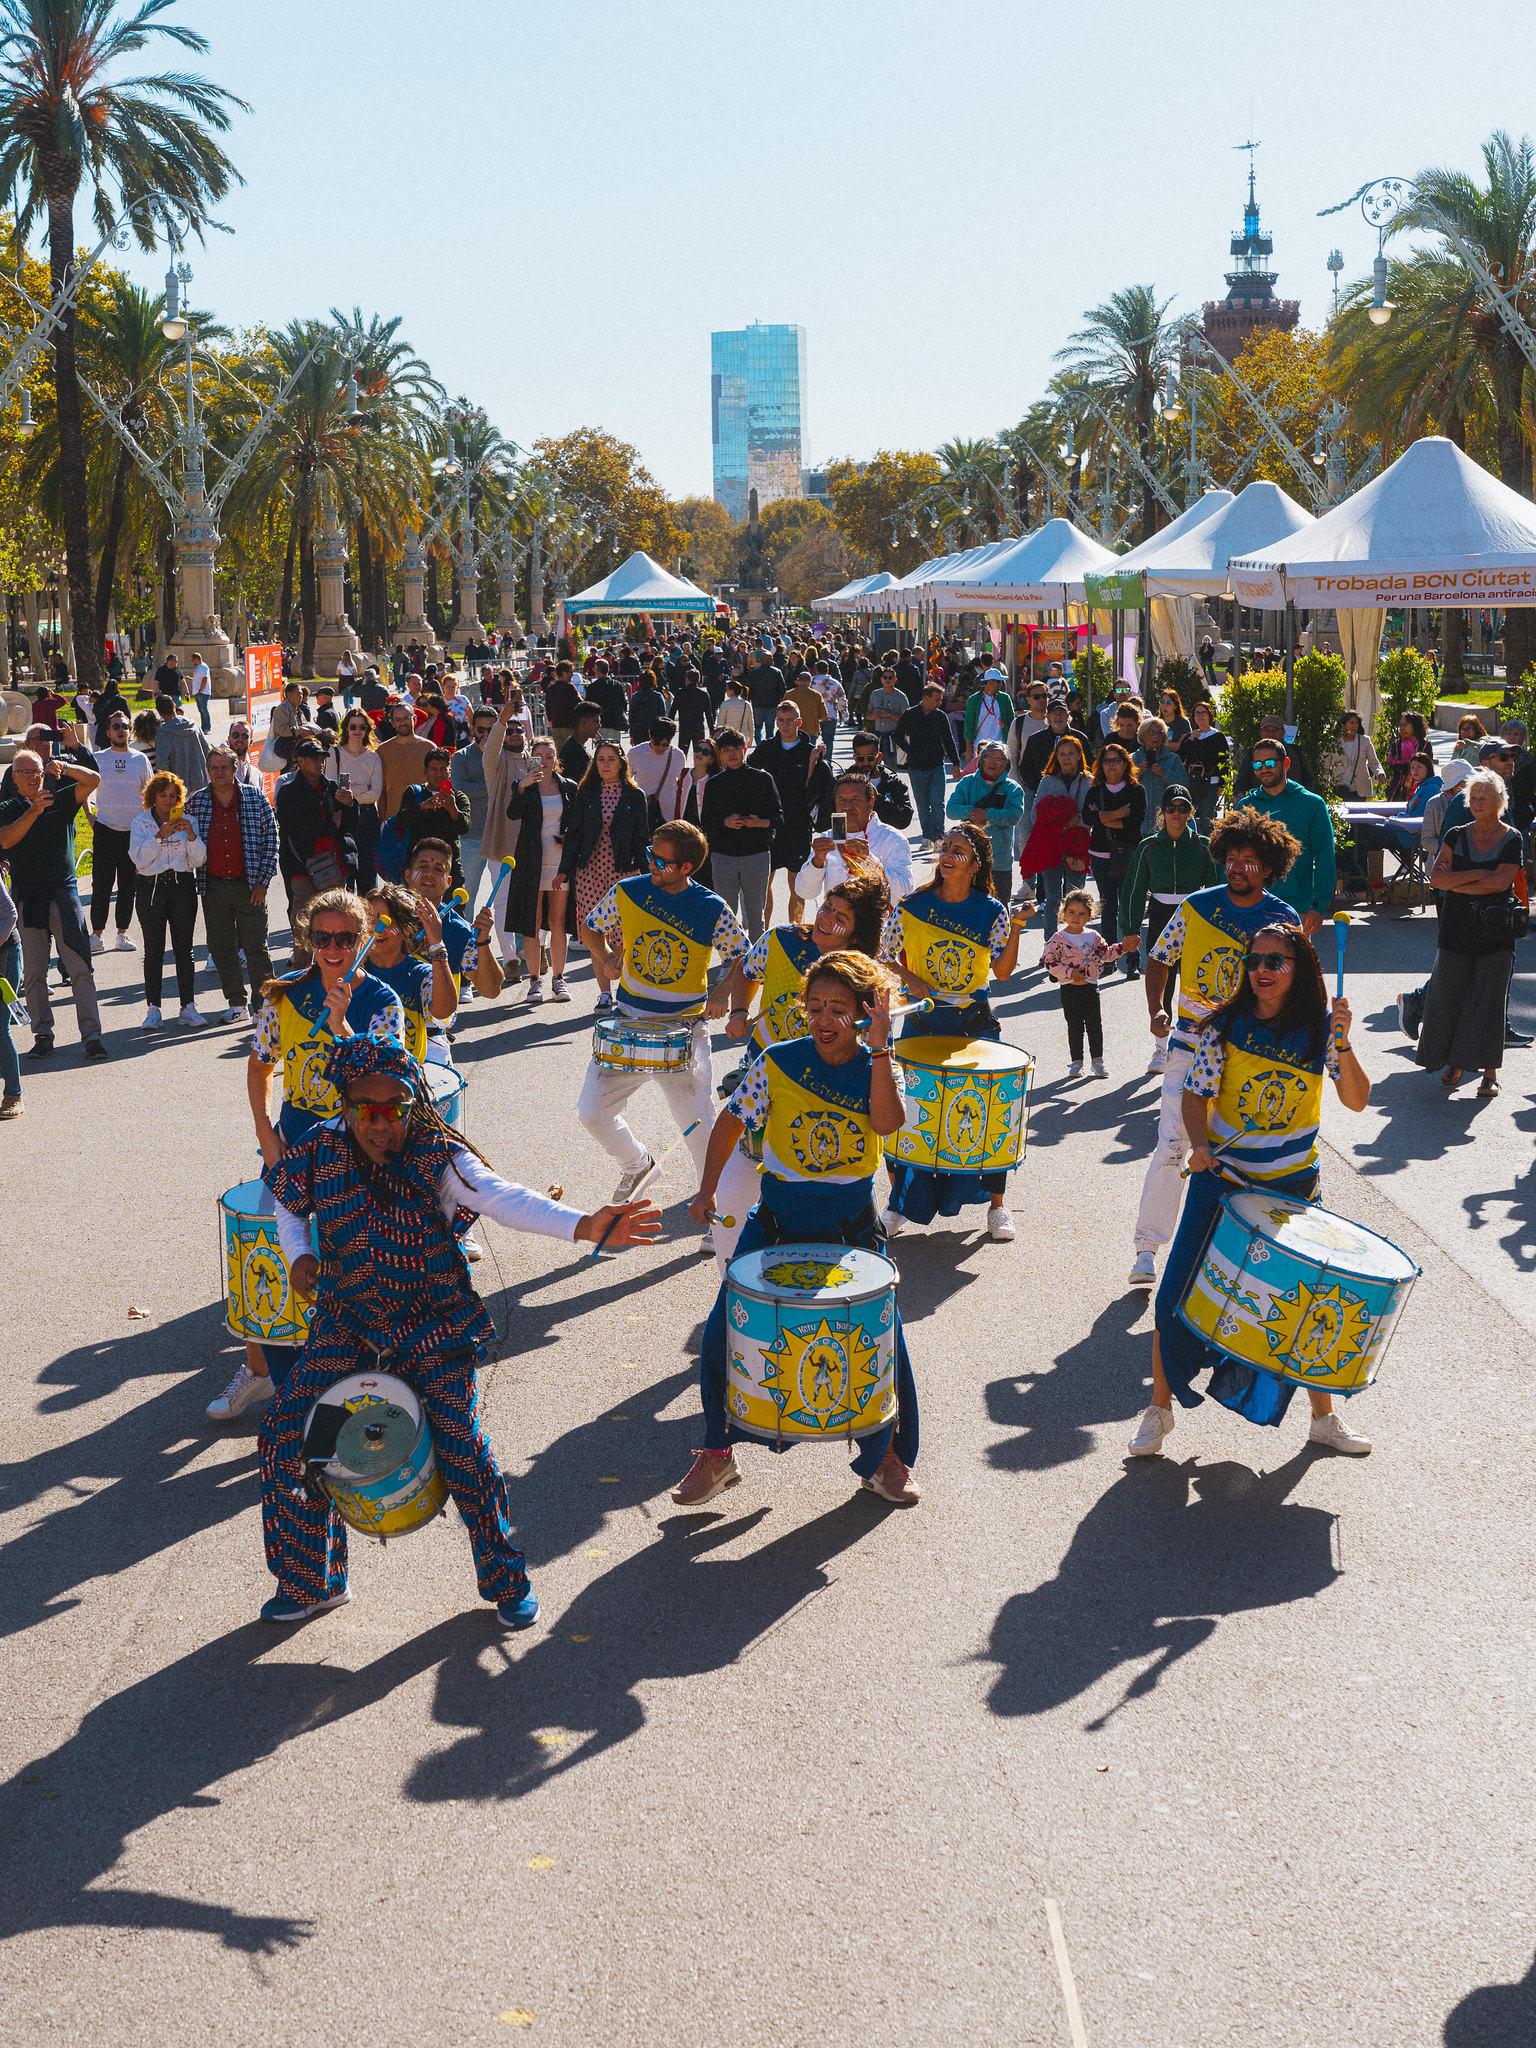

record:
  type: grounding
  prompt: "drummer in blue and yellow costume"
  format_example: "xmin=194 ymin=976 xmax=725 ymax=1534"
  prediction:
xmin=1128 ymin=924 xmax=1374 ymax=1461
xmin=708 ymin=868 xmax=891 ymax=1270
xmin=257 ymin=1028 xmax=660 ymax=1626
xmin=402 ymin=838 xmax=504 ymax=1067
xmin=880 ymin=820 xmax=1029 ymax=1240
xmin=679 ymin=950 xmax=923 ymax=1508
xmin=359 ymin=881 xmax=457 ymax=1063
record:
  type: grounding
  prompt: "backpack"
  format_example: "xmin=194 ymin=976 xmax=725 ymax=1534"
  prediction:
xmin=376 ymin=811 xmax=411 ymax=882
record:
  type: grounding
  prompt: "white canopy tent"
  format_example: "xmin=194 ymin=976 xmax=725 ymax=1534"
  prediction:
xmin=924 ymin=518 xmax=1117 ymax=611
xmin=1084 ymin=489 xmax=1235 ymax=669
xmin=1229 ymin=437 xmax=1536 ymax=724
xmin=564 ymin=550 xmax=714 ymax=616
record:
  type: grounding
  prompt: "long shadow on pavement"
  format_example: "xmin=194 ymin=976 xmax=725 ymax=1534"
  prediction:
xmin=985 ymin=1294 xmax=1152 ymax=1472
xmin=983 ymin=1449 xmax=1336 ymax=1730
xmin=1444 ymin=1949 xmax=1536 ymax=2043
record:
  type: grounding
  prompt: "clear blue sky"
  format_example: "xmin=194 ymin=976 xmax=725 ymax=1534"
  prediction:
xmin=111 ymin=0 xmax=1521 ymax=498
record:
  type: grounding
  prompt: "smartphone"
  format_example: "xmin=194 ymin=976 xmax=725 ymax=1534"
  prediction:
xmin=50 ymin=737 xmax=61 ymax=758
xmin=439 ymin=778 xmax=453 ymax=797
xmin=338 ymin=772 xmax=351 ymax=790
xmin=831 ymin=813 xmax=847 ymax=843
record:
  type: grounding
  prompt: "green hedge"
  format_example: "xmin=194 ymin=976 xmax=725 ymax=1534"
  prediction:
xmin=1373 ymin=647 xmax=1438 ymax=759
xmin=1220 ymin=653 xmax=1345 ymax=782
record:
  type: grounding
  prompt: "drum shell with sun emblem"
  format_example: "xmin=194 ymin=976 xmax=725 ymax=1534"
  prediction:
xmin=591 ymin=1015 xmax=697 ymax=1071
xmin=1178 ymin=1190 xmax=1419 ymax=1396
xmin=725 ymin=1243 xmax=898 ymax=1441
xmin=219 ymin=1180 xmax=320 ymax=1346
xmin=303 ymin=1371 xmax=449 ymax=1539
xmin=883 ymin=1034 xmax=1033 ymax=1175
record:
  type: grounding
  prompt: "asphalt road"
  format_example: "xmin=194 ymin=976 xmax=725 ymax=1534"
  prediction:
xmin=1 ymin=763 xmax=1534 ymax=2046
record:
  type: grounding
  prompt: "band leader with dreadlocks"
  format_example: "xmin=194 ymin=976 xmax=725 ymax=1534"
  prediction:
xmin=256 ymin=1027 xmax=660 ymax=1629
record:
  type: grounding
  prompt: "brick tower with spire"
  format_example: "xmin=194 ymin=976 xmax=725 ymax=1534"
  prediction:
xmin=1201 ymin=144 xmax=1300 ymax=364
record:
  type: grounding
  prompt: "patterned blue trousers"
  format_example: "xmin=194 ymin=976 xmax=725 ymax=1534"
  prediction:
xmin=259 ymin=1333 xmax=529 ymax=1606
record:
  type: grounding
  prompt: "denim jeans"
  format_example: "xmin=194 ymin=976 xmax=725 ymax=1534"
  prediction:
xmin=908 ymin=762 xmax=947 ymax=842
xmin=1038 ymin=863 xmax=1085 ymax=940
xmin=194 ymin=693 xmax=211 ymax=733
xmin=459 ymin=833 xmax=487 ymax=909
xmin=0 ymin=934 xmax=21 ymax=1098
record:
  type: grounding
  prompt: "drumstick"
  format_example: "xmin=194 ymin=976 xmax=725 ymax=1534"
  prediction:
xmin=861 ymin=997 xmax=933 ymax=1029
xmin=589 ymin=1120 xmax=701 ymax=1259
xmin=1333 ymin=910 xmax=1350 ymax=1000
xmin=307 ymin=916 xmax=390 ymax=1040
xmin=484 ymin=857 xmax=516 ymax=915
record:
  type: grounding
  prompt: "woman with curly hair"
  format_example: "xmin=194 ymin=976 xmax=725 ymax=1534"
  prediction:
xmin=129 ymin=770 xmax=206 ymax=1029
xmin=880 ymin=820 xmax=1029 ymax=1241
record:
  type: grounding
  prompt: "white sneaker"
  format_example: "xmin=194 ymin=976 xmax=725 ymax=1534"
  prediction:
xmin=1147 ymin=1044 xmax=1169 ymax=1073
xmin=881 ymin=1205 xmax=907 ymax=1239
xmin=550 ymin=976 xmax=571 ymax=1002
xmin=1308 ymin=1411 xmax=1372 ymax=1456
xmin=220 ymin=1005 xmax=250 ymax=1026
xmin=459 ymin=985 xmax=475 ymax=1005
xmin=594 ymin=989 xmax=616 ymax=1014
xmin=612 ymin=1154 xmax=658 ymax=1203
xmin=525 ymin=977 xmax=544 ymax=1004
xmin=987 ymin=1207 xmax=1016 ymax=1241
xmin=90 ymin=931 xmax=106 ymax=954
xmin=1091 ymin=1057 xmax=1108 ymax=1078
xmin=179 ymin=1003 xmax=207 ymax=1029
xmin=143 ymin=1005 xmax=163 ymax=1028
xmin=462 ymin=1233 xmax=485 ymax=1264
xmin=1128 ymin=1404 xmax=1175 ymax=1456
xmin=115 ymin=930 xmax=136 ymax=952
xmin=206 ymin=1363 xmax=274 ymax=1421
xmin=1129 ymin=1250 xmax=1157 ymax=1288
xmin=1065 ymin=1060 xmax=1083 ymax=1079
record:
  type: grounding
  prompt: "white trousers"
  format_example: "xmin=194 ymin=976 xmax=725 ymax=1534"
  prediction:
xmin=1132 ymin=1037 xmax=1194 ymax=1254
xmin=710 ymin=1142 xmax=764 ymax=1276
xmin=576 ymin=1021 xmax=714 ymax=1180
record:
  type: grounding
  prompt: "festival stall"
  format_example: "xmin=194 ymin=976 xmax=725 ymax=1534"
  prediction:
xmin=1083 ymin=488 xmax=1234 ymax=669
xmin=562 ymin=551 xmax=715 ymax=636
xmin=1229 ymin=438 xmax=1536 ymax=724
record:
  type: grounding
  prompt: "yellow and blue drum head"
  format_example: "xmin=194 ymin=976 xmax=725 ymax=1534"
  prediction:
xmin=885 ymin=1034 xmax=1033 ymax=1176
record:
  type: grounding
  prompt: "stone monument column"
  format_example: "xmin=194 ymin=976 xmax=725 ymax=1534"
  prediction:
xmin=168 ymin=492 xmax=240 ymax=699
xmin=527 ymin=525 xmax=545 ymax=634
xmin=447 ymin=556 xmax=486 ymax=659
xmin=392 ymin=529 xmax=444 ymax=662
xmin=311 ymin=488 xmax=363 ymax=675
xmin=496 ymin=542 xmax=523 ymax=643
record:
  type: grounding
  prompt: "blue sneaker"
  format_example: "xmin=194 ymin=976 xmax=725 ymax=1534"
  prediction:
xmin=495 ymin=1592 xmax=540 ymax=1630
xmin=259 ymin=1588 xmax=351 ymax=1624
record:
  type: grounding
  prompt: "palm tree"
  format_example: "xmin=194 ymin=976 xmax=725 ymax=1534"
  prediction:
xmin=329 ymin=306 xmax=441 ymax=649
xmin=0 ymin=0 xmax=245 ymax=686
xmin=1334 ymin=132 xmax=1536 ymax=679
xmin=1055 ymin=284 xmax=1179 ymax=542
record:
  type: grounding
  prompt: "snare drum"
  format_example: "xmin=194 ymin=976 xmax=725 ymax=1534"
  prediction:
xmin=1179 ymin=1190 xmax=1419 ymax=1397
xmin=301 ymin=1370 xmax=449 ymax=1539
xmin=725 ymin=1243 xmax=898 ymax=1442
xmin=591 ymin=1014 xmax=696 ymax=1072
xmin=219 ymin=1180 xmax=318 ymax=1347
xmin=885 ymin=1034 xmax=1033 ymax=1175
xmin=426 ymin=1062 xmax=468 ymax=1130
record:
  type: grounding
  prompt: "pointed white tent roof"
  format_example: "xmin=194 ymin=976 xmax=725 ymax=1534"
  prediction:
xmin=565 ymin=550 xmax=713 ymax=615
xmin=1110 ymin=489 xmax=1235 ymax=574
xmin=814 ymin=573 xmax=879 ymax=607
xmin=1135 ymin=481 xmax=1315 ymax=596
xmin=926 ymin=518 xmax=1117 ymax=610
xmin=1229 ymin=437 xmax=1536 ymax=608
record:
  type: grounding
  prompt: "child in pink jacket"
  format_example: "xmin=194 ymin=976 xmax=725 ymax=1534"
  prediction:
xmin=1041 ymin=888 xmax=1126 ymax=1078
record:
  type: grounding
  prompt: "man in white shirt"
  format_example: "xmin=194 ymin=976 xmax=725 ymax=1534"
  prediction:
xmin=90 ymin=709 xmax=151 ymax=949
xmin=794 ymin=768 xmax=914 ymax=907
xmin=190 ymin=653 xmax=212 ymax=734
xmin=627 ymin=718 xmax=690 ymax=820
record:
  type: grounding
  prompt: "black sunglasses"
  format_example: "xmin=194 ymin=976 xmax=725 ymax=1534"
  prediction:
xmin=1246 ymin=950 xmax=1294 ymax=972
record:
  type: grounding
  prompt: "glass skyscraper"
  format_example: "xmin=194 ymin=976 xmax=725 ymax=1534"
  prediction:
xmin=711 ymin=323 xmax=807 ymax=521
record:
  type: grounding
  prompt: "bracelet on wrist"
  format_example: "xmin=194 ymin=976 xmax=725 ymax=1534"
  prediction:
xmin=870 ymin=1044 xmax=893 ymax=1058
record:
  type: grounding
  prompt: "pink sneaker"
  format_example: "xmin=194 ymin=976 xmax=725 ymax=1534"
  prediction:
xmin=670 ymin=1449 xmax=742 ymax=1506
xmin=860 ymin=1448 xmax=921 ymax=1505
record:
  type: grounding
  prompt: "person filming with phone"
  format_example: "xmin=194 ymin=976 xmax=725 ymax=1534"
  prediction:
xmin=794 ymin=770 xmax=914 ymax=907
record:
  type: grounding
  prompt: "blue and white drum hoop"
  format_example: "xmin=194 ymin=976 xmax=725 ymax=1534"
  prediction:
xmin=591 ymin=1014 xmax=696 ymax=1072
xmin=425 ymin=1062 xmax=468 ymax=1130
xmin=725 ymin=1242 xmax=898 ymax=1444
xmin=302 ymin=1370 xmax=449 ymax=1540
xmin=1178 ymin=1189 xmax=1419 ymax=1397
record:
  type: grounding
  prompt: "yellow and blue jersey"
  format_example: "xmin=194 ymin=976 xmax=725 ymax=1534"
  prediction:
xmin=728 ymin=1037 xmax=907 ymax=1186
xmin=739 ymin=923 xmax=821 ymax=1051
xmin=1150 ymin=884 xmax=1299 ymax=1051
xmin=1186 ymin=1012 xmax=1340 ymax=1184
xmin=253 ymin=972 xmax=404 ymax=1120
xmin=590 ymin=875 xmax=747 ymax=1020
xmin=883 ymin=883 xmax=1010 ymax=1009
xmin=371 ymin=955 xmax=434 ymax=1063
